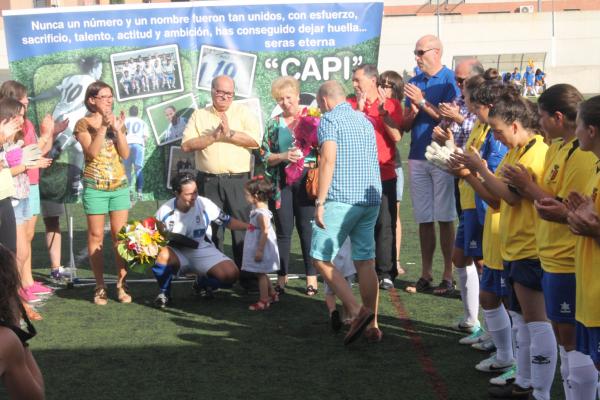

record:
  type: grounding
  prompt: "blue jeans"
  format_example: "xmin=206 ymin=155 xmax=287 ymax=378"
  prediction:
xmin=124 ymin=143 xmax=144 ymax=192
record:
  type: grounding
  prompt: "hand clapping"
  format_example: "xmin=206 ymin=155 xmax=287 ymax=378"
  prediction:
xmin=565 ymin=191 xmax=600 ymax=237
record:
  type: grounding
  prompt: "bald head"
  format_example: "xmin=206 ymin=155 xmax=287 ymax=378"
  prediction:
xmin=211 ymin=75 xmax=234 ymax=90
xmin=416 ymin=35 xmax=443 ymax=55
xmin=317 ymin=80 xmax=347 ymax=112
xmin=454 ymin=58 xmax=484 ymax=94
xmin=414 ymin=35 xmax=443 ymax=76
xmin=455 ymin=58 xmax=484 ymax=78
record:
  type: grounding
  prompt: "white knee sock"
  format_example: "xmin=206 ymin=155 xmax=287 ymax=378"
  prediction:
xmin=568 ymin=350 xmax=598 ymax=400
xmin=483 ymin=304 xmax=513 ymax=364
xmin=559 ymin=346 xmax=573 ymax=400
xmin=511 ymin=312 xmax=532 ymax=388
xmin=528 ymin=321 xmax=557 ymax=400
xmin=457 ymin=264 xmax=479 ymax=326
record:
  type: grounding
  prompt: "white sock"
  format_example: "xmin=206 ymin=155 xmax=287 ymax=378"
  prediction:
xmin=568 ymin=350 xmax=598 ymax=400
xmin=528 ymin=321 xmax=557 ymax=400
xmin=483 ymin=304 xmax=513 ymax=364
xmin=511 ymin=312 xmax=531 ymax=388
xmin=559 ymin=346 xmax=573 ymax=400
xmin=456 ymin=264 xmax=479 ymax=326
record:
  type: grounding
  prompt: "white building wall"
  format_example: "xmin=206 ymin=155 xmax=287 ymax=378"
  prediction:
xmin=379 ymin=10 xmax=600 ymax=93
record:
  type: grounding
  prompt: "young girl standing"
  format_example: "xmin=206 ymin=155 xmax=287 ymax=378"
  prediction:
xmin=241 ymin=176 xmax=280 ymax=311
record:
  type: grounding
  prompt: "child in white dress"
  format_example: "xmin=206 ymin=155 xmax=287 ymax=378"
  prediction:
xmin=241 ymin=176 xmax=280 ymax=311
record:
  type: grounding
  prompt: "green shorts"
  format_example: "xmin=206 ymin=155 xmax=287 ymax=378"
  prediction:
xmin=82 ymin=186 xmax=130 ymax=215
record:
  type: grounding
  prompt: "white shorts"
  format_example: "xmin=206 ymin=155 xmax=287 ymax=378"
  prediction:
xmin=171 ymin=241 xmax=232 ymax=277
xmin=408 ymin=159 xmax=456 ymax=224
xmin=41 ymin=200 xmax=65 ymax=218
xmin=324 ymin=238 xmax=356 ymax=296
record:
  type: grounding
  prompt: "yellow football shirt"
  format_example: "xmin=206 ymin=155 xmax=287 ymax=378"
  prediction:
xmin=499 ymin=135 xmax=548 ymax=261
xmin=482 ymin=205 xmax=502 ymax=270
xmin=575 ymin=160 xmax=600 ymax=327
xmin=459 ymin=122 xmax=491 ymax=210
xmin=537 ymin=138 xmax=598 ymax=273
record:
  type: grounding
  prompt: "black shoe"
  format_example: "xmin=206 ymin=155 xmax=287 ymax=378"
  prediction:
xmin=330 ymin=310 xmax=342 ymax=333
xmin=154 ymin=293 xmax=169 ymax=308
xmin=488 ymin=382 xmax=532 ymax=398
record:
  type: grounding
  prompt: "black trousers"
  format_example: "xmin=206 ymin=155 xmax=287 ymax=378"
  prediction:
xmin=196 ymin=172 xmax=254 ymax=285
xmin=375 ymin=178 xmax=397 ymax=280
xmin=270 ymin=168 xmax=316 ymax=277
xmin=0 ymin=197 xmax=16 ymax=254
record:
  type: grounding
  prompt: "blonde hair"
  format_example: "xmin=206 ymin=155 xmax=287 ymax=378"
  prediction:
xmin=271 ymin=76 xmax=300 ymax=99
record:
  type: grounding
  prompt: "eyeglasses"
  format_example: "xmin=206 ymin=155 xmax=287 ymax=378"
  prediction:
xmin=413 ymin=48 xmax=437 ymax=57
xmin=378 ymin=81 xmax=395 ymax=89
xmin=213 ymin=89 xmax=234 ymax=99
xmin=455 ymin=77 xmax=466 ymax=85
xmin=95 ymin=95 xmax=113 ymax=100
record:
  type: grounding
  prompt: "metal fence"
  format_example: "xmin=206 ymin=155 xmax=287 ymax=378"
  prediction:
xmin=453 ymin=52 xmax=547 ymax=75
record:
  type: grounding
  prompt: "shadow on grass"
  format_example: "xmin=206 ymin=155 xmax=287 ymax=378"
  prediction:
xmin=37 ymin=274 xmax=505 ymax=400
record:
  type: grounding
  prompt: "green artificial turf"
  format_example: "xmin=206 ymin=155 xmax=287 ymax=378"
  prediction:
xmin=12 ymin=140 xmax=566 ymax=400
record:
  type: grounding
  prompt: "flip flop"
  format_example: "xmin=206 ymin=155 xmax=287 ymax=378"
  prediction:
xmin=405 ymin=277 xmax=433 ymax=293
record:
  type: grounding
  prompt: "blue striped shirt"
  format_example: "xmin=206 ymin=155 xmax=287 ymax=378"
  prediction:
xmin=318 ymin=102 xmax=382 ymax=206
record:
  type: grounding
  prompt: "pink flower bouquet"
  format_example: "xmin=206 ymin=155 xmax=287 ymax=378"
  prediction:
xmin=285 ymin=107 xmax=321 ymax=185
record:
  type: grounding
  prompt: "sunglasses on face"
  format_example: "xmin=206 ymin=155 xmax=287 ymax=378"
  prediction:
xmin=378 ymin=81 xmax=395 ymax=89
xmin=413 ymin=48 xmax=437 ymax=57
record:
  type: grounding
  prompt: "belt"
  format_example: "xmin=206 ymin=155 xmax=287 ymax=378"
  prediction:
xmin=199 ymin=171 xmax=249 ymax=178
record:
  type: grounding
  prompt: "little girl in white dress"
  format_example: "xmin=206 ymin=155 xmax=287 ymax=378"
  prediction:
xmin=241 ymin=176 xmax=280 ymax=311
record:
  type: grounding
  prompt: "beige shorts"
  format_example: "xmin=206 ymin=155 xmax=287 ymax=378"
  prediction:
xmin=408 ymin=159 xmax=456 ymax=224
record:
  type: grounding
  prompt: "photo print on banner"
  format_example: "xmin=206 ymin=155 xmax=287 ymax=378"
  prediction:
xmin=110 ymin=44 xmax=184 ymax=101
xmin=166 ymin=146 xmax=196 ymax=189
xmin=196 ymin=46 xmax=257 ymax=98
xmin=146 ymin=93 xmax=198 ymax=146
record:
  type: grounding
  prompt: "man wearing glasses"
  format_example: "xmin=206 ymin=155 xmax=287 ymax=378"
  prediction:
xmin=182 ymin=75 xmax=261 ymax=290
xmin=402 ymin=35 xmax=461 ymax=296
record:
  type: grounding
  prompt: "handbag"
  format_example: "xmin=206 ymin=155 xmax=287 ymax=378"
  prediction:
xmin=305 ymin=155 xmax=319 ymax=200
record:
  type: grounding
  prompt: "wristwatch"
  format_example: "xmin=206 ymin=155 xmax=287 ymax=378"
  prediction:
xmin=315 ymin=199 xmax=324 ymax=207
xmin=418 ymin=99 xmax=427 ymax=109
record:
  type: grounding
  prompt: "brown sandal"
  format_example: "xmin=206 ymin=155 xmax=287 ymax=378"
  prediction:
xmin=94 ymin=286 xmax=108 ymax=305
xmin=117 ymin=284 xmax=132 ymax=303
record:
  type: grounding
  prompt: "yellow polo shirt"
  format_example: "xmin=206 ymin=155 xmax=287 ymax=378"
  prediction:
xmin=537 ymin=138 xmax=597 ymax=273
xmin=499 ymin=135 xmax=548 ymax=261
xmin=575 ymin=160 xmax=600 ymax=327
xmin=459 ymin=121 xmax=491 ymax=210
xmin=182 ymin=103 xmax=260 ymax=174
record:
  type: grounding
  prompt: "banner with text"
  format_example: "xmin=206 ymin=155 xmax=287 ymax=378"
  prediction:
xmin=3 ymin=0 xmax=383 ymax=202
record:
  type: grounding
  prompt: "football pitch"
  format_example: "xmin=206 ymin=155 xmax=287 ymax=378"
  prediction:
xmin=17 ymin=142 xmax=565 ymax=400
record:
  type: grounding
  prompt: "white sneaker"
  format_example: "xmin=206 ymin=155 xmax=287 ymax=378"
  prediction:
xmin=475 ymin=354 xmax=514 ymax=373
xmin=459 ymin=327 xmax=489 ymax=345
xmin=471 ymin=337 xmax=496 ymax=352
xmin=454 ymin=318 xmax=480 ymax=333
xmin=489 ymin=365 xmax=516 ymax=386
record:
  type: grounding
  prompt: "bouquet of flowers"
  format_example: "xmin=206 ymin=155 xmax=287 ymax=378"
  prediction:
xmin=116 ymin=217 xmax=168 ymax=273
xmin=285 ymin=107 xmax=321 ymax=185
